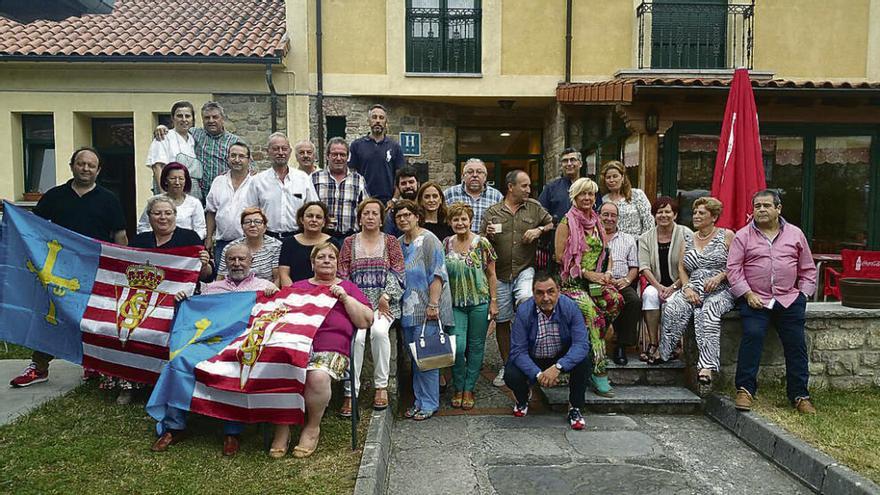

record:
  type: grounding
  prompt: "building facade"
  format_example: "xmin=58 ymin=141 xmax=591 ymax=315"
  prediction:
xmin=1 ymin=0 xmax=878 ymax=251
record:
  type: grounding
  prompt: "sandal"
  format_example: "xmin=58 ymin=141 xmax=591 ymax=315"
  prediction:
xmin=698 ymin=369 xmax=713 ymax=385
xmin=640 ymin=344 xmax=657 ymax=362
xmin=451 ymin=391 xmax=463 ymax=409
xmin=461 ymin=391 xmax=475 ymax=410
xmin=413 ymin=409 xmax=435 ymax=421
xmin=339 ymin=396 xmax=353 ymax=418
xmin=373 ymin=388 xmax=389 ymax=411
xmin=404 ymin=406 xmax=420 ymax=419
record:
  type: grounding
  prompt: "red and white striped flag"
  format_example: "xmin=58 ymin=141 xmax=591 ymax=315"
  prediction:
xmin=80 ymin=243 xmax=201 ymax=384
xmin=190 ymin=287 xmax=337 ymax=424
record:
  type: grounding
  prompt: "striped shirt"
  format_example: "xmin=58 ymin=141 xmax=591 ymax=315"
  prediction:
xmin=443 ymin=183 xmax=503 ymax=233
xmin=191 ymin=128 xmax=241 ymax=199
xmin=607 ymin=230 xmax=639 ymax=280
xmin=311 ymin=168 xmax=369 ymax=235
xmin=533 ymin=308 xmax=562 ymax=359
xmin=218 ymin=235 xmax=282 ymax=281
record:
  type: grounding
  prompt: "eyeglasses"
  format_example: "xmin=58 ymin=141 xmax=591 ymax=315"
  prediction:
xmin=395 ymin=212 xmax=414 ymax=220
xmin=242 ymin=219 xmax=265 ymax=226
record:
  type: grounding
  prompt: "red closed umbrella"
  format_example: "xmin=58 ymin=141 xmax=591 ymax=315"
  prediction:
xmin=711 ymin=68 xmax=767 ymax=230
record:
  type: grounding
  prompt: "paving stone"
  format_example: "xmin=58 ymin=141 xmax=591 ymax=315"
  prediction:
xmin=488 ymin=464 xmax=699 ymax=494
xmin=565 ymin=430 xmax=659 ymax=458
xmin=386 ymin=445 xmax=479 ymax=495
xmin=474 ymin=428 xmax=572 ymax=465
xmin=0 ymin=360 xmax=83 ymax=425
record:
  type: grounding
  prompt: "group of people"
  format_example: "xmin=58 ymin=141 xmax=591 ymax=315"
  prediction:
xmin=8 ymin=100 xmax=819 ymax=457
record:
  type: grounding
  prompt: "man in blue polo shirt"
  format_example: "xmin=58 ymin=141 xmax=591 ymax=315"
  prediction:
xmin=348 ymin=104 xmax=405 ymax=205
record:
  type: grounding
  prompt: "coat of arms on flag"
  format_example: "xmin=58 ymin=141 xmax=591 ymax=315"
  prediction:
xmin=148 ymin=287 xmax=338 ymax=426
xmin=0 ymin=202 xmax=201 ymax=383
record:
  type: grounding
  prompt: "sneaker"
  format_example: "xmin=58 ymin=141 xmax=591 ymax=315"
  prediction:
xmin=512 ymin=402 xmax=529 ymax=417
xmin=734 ymin=387 xmax=753 ymax=411
xmin=9 ymin=363 xmax=48 ymax=388
xmin=492 ymin=367 xmax=506 ymax=387
xmin=795 ymin=397 xmax=817 ymax=415
xmin=568 ymin=408 xmax=586 ymax=430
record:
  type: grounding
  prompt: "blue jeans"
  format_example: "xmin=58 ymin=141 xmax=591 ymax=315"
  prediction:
xmin=734 ymin=293 xmax=809 ymax=404
xmin=403 ymin=324 xmax=440 ymax=413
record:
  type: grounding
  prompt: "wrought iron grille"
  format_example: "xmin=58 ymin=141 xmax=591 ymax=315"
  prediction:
xmin=406 ymin=6 xmax=481 ymax=73
xmin=636 ymin=0 xmax=754 ymax=70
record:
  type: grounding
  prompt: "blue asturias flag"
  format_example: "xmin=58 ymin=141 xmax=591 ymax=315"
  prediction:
xmin=0 ymin=202 xmax=100 ymax=363
xmin=146 ymin=291 xmax=254 ymax=431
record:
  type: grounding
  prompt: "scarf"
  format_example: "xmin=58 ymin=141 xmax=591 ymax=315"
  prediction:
xmin=561 ymin=206 xmax=607 ymax=282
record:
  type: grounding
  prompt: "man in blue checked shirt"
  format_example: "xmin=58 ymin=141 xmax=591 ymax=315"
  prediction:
xmin=443 ymin=158 xmax=503 ymax=233
xmin=504 ymin=272 xmax=590 ymax=430
xmin=312 ymin=137 xmax=369 ymax=246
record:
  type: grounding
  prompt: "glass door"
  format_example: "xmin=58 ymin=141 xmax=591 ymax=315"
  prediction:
xmin=92 ymin=117 xmax=136 ymax=238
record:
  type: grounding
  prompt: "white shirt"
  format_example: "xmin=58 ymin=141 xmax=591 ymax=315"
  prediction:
xmin=205 ymin=172 xmax=254 ymax=241
xmin=145 ymin=131 xmax=197 ymax=168
xmin=607 ymin=230 xmax=639 ymax=280
xmin=245 ymin=166 xmax=319 ymax=233
xmin=137 ymin=194 xmax=207 ymax=239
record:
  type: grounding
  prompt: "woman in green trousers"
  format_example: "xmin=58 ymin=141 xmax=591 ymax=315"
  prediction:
xmin=444 ymin=202 xmax=498 ymax=410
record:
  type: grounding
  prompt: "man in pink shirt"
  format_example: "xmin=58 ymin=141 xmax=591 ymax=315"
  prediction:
xmin=727 ymin=190 xmax=817 ymax=414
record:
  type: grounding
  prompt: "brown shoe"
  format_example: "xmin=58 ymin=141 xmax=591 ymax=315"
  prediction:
xmin=795 ymin=397 xmax=817 ymax=414
xmin=373 ymin=388 xmax=389 ymax=411
xmin=223 ymin=435 xmax=240 ymax=456
xmin=339 ymin=396 xmax=353 ymax=418
xmin=151 ymin=431 xmax=185 ymax=452
xmin=461 ymin=391 xmax=475 ymax=411
xmin=734 ymin=388 xmax=753 ymax=411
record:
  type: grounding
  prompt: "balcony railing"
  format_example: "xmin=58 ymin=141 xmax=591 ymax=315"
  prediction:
xmin=636 ymin=0 xmax=754 ymax=70
xmin=406 ymin=7 xmax=482 ymax=74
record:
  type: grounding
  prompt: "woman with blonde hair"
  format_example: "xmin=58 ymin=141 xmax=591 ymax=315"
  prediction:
xmin=652 ymin=197 xmax=734 ymax=387
xmin=600 ymin=160 xmax=654 ymax=237
xmin=555 ymin=177 xmax=623 ymax=397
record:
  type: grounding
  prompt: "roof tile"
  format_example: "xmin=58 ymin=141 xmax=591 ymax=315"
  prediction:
xmin=0 ymin=0 xmax=287 ymax=60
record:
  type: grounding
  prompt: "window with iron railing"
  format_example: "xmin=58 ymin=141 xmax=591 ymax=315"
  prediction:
xmin=406 ymin=0 xmax=481 ymax=74
xmin=637 ymin=0 xmax=754 ymax=70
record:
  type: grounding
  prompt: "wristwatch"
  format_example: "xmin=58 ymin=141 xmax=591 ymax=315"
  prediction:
xmin=554 ymin=363 xmax=563 ymax=371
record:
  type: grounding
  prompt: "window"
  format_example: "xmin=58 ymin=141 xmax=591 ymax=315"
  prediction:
xmin=326 ymin=116 xmax=346 ymax=139
xmin=406 ymin=0 xmax=481 ymax=74
xmin=650 ymin=0 xmax=727 ymax=69
xmin=22 ymin=115 xmax=55 ymax=194
xmin=813 ymin=136 xmax=871 ymax=252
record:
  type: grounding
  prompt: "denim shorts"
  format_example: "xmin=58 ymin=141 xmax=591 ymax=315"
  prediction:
xmin=496 ymin=267 xmax=535 ymax=323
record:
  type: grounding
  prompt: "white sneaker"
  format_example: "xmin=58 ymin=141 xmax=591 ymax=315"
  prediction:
xmin=493 ymin=367 xmax=506 ymax=387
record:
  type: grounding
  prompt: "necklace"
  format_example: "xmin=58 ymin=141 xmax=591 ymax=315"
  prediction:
xmin=696 ymin=227 xmax=716 ymax=241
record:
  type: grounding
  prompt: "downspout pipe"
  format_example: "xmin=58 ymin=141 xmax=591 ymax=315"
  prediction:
xmin=315 ymin=0 xmax=326 ymax=169
xmin=265 ymin=63 xmax=278 ymax=133
xmin=564 ymin=0 xmax=573 ymax=83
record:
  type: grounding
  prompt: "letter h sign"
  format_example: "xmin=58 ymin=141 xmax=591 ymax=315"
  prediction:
xmin=399 ymin=132 xmax=421 ymax=157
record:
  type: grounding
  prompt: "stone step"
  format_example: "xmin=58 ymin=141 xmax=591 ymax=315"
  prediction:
xmin=542 ymin=385 xmax=703 ymax=414
xmin=606 ymin=355 xmax=687 ymax=386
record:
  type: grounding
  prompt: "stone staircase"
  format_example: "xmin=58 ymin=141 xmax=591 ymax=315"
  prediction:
xmin=542 ymin=352 xmax=703 ymax=414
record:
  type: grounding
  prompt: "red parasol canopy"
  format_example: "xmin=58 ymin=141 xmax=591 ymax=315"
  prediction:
xmin=710 ymin=68 xmax=767 ymax=230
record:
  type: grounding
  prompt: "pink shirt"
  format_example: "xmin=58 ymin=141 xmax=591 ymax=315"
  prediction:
xmin=202 ymin=273 xmax=276 ymax=294
xmin=727 ymin=219 xmax=817 ymax=308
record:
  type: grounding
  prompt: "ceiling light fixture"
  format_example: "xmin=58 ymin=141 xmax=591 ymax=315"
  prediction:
xmin=500 ymin=132 xmax=511 ymax=137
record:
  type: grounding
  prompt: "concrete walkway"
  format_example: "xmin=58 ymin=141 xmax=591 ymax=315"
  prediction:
xmin=0 ymin=359 xmax=83 ymax=426
xmin=387 ymin=413 xmax=811 ymax=494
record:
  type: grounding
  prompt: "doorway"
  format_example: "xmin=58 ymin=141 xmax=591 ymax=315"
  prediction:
xmin=92 ymin=118 xmax=136 ymax=238
xmin=455 ymin=128 xmax=544 ymax=196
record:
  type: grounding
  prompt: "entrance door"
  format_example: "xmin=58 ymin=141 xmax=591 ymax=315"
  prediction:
xmin=456 ymin=128 xmax=543 ymax=196
xmin=92 ymin=118 xmax=136 ymax=238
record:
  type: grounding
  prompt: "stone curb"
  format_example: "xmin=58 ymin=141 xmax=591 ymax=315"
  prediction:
xmin=705 ymin=394 xmax=880 ymax=494
xmin=353 ymin=407 xmax=394 ymax=495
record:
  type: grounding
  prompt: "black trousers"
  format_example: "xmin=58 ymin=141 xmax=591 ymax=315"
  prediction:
xmin=613 ymin=286 xmax=641 ymax=347
xmin=504 ymin=350 xmax=590 ymax=409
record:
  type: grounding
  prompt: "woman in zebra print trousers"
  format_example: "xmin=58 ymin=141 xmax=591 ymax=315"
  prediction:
xmin=655 ymin=197 xmax=734 ymax=385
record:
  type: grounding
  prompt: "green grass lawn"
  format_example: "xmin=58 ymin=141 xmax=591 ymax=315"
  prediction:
xmin=0 ymin=341 xmax=33 ymax=360
xmin=0 ymin=381 xmax=370 ymax=495
xmin=746 ymin=385 xmax=880 ymax=484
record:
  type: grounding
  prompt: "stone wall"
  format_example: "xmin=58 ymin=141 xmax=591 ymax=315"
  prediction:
xmin=214 ymin=93 xmax=288 ymax=171
xmin=313 ymin=96 xmax=459 ymax=188
xmin=543 ymin=102 xmax=566 ymax=180
xmin=715 ymin=303 xmax=880 ymax=390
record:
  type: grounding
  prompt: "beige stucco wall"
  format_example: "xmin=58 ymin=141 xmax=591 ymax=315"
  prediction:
xmin=754 ymin=0 xmax=871 ymax=79
xmin=501 ymin=0 xmax=565 ymax=76
xmin=570 ymin=0 xmax=634 ymax=79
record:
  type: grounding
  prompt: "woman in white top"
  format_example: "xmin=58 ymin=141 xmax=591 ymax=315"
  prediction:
xmin=600 ymin=160 xmax=655 ymax=237
xmin=146 ymin=101 xmax=201 ymax=199
xmin=137 ymin=163 xmax=207 ymax=239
